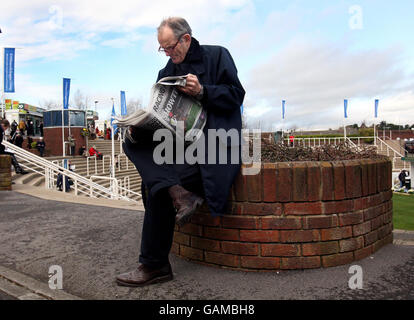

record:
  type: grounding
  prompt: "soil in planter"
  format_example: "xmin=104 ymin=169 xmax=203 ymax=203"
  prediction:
xmin=258 ymin=142 xmax=389 ymax=162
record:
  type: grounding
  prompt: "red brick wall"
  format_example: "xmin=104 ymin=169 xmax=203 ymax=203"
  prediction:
xmin=172 ymin=159 xmax=393 ymax=271
xmin=43 ymin=127 xmax=86 ymax=156
xmin=378 ymin=130 xmax=414 ymax=140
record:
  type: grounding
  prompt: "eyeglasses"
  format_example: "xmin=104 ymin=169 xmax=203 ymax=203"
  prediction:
xmin=158 ymin=35 xmax=183 ymax=53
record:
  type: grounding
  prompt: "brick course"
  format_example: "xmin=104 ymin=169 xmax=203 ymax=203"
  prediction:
xmin=173 ymin=159 xmax=393 ymax=271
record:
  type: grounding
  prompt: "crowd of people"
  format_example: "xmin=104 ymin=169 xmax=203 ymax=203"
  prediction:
xmin=0 ymin=119 xmax=28 ymax=174
xmin=86 ymin=122 xmax=117 ymax=141
xmin=10 ymin=119 xmax=44 ymax=138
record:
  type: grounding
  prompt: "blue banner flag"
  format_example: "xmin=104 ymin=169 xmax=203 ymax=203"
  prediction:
xmin=111 ymin=102 xmax=118 ymax=133
xmin=63 ymin=78 xmax=71 ymax=110
xmin=240 ymin=104 xmax=244 ymax=115
xmin=344 ymin=99 xmax=348 ymax=118
xmin=282 ymin=100 xmax=286 ymax=119
xmin=120 ymin=91 xmax=127 ymax=116
xmin=4 ymin=48 xmax=15 ymax=93
xmin=375 ymin=99 xmax=379 ymax=118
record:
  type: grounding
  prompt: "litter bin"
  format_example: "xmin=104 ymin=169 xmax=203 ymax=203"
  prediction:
xmin=405 ymin=178 xmax=411 ymax=190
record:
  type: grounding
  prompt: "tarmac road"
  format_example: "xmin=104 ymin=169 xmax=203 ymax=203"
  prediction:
xmin=0 ymin=191 xmax=413 ymax=300
xmin=0 ymin=292 xmax=17 ymax=300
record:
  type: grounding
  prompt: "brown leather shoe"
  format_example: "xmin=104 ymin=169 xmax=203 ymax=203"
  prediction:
xmin=116 ymin=263 xmax=173 ymax=287
xmin=168 ymin=185 xmax=204 ymax=227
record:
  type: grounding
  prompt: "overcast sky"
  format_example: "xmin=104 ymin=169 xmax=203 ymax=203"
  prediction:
xmin=1 ymin=0 xmax=413 ymax=130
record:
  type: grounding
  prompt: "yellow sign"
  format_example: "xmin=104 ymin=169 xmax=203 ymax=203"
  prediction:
xmin=5 ymin=99 xmax=12 ymax=110
xmin=12 ymin=101 xmax=19 ymax=110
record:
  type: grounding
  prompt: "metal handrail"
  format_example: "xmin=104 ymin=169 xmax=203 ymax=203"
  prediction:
xmin=102 ymin=155 xmax=111 ymax=174
xmin=344 ymin=137 xmax=359 ymax=150
xmin=375 ymin=137 xmax=408 ymax=170
xmin=116 ymin=153 xmax=129 ymax=171
xmin=86 ymin=156 xmax=98 ymax=176
xmin=118 ymin=176 xmax=141 ymax=198
xmin=283 ymin=136 xmax=377 ymax=148
xmin=376 ymin=137 xmax=404 ymax=158
xmin=1 ymin=140 xmax=132 ymax=200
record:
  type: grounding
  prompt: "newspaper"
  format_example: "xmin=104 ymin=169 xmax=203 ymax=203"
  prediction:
xmin=114 ymin=75 xmax=207 ymax=143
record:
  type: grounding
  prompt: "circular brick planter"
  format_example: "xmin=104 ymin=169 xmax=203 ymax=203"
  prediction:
xmin=172 ymin=159 xmax=393 ymax=271
xmin=0 ymin=155 xmax=12 ymax=191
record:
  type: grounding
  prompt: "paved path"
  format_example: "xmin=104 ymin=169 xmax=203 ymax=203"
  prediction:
xmin=1 ymin=191 xmax=413 ymax=300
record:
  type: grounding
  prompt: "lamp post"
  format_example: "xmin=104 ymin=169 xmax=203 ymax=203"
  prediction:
xmin=94 ymin=100 xmax=98 ymax=112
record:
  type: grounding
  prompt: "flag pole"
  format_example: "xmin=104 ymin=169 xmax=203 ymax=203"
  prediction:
xmin=343 ymin=99 xmax=347 ymax=141
xmin=111 ymin=98 xmax=115 ymax=180
xmin=282 ymin=100 xmax=286 ymax=142
xmin=62 ymin=106 xmax=65 ymax=156
xmin=120 ymin=91 xmax=126 ymax=155
xmin=1 ymin=48 xmax=5 ymax=119
xmin=374 ymin=99 xmax=379 ymax=146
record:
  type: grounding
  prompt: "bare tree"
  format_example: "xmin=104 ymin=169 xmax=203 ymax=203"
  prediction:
xmin=38 ymin=99 xmax=60 ymax=110
xmin=73 ymin=89 xmax=90 ymax=110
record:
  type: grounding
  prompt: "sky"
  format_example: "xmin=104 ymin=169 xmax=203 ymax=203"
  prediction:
xmin=1 ymin=0 xmax=413 ymax=131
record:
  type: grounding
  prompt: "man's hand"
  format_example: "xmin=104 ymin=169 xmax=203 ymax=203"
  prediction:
xmin=178 ymin=73 xmax=202 ymax=97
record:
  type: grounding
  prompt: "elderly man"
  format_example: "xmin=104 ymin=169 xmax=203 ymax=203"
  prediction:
xmin=116 ymin=17 xmax=245 ymax=287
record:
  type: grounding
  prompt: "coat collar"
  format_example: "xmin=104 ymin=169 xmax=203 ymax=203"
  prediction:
xmin=162 ymin=37 xmax=205 ymax=76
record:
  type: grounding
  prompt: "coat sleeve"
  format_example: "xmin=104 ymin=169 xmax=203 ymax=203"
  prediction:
xmin=202 ymin=48 xmax=245 ymax=113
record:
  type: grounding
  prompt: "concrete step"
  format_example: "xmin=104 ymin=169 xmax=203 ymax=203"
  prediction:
xmin=31 ymin=175 xmax=45 ymax=187
xmin=13 ymin=172 xmax=42 ymax=185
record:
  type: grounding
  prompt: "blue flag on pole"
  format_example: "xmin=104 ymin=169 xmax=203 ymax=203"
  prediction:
xmin=240 ymin=104 xmax=244 ymax=115
xmin=375 ymin=99 xmax=379 ymax=118
xmin=4 ymin=48 xmax=15 ymax=93
xmin=120 ymin=91 xmax=127 ymax=116
xmin=282 ymin=100 xmax=286 ymax=119
xmin=63 ymin=78 xmax=70 ymax=109
xmin=344 ymin=99 xmax=348 ymax=118
xmin=111 ymin=102 xmax=118 ymax=133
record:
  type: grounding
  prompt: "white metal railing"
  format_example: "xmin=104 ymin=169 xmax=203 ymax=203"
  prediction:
xmin=90 ymin=175 xmax=141 ymax=199
xmin=376 ymin=137 xmax=408 ymax=170
xmin=2 ymin=140 xmax=139 ymax=202
xmin=116 ymin=153 xmax=130 ymax=171
xmin=86 ymin=156 xmax=98 ymax=176
xmin=102 ymin=155 xmax=112 ymax=174
xmin=376 ymin=137 xmax=404 ymax=157
xmin=283 ymin=137 xmax=344 ymax=147
xmin=86 ymin=154 xmax=131 ymax=175
xmin=344 ymin=137 xmax=359 ymax=150
xmin=90 ymin=175 xmax=119 ymax=199
xmin=283 ymin=136 xmax=376 ymax=148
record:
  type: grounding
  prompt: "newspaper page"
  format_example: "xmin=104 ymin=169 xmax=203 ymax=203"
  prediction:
xmin=114 ymin=75 xmax=207 ymax=143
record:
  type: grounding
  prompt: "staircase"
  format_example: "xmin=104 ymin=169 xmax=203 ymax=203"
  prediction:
xmin=375 ymin=138 xmax=408 ymax=171
xmin=11 ymin=139 xmax=142 ymax=202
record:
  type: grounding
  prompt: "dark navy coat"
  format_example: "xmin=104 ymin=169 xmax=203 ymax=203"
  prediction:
xmin=157 ymin=37 xmax=245 ymax=216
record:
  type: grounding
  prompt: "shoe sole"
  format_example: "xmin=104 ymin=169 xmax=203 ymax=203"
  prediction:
xmin=116 ymin=273 xmax=173 ymax=287
xmin=176 ymin=198 xmax=204 ymax=227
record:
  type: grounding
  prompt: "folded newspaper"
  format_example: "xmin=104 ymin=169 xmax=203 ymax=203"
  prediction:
xmin=114 ymin=75 xmax=207 ymax=143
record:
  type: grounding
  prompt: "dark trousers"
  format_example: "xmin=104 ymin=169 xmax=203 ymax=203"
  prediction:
xmin=38 ymin=147 xmax=44 ymax=157
xmin=123 ymin=132 xmax=203 ymax=268
xmin=2 ymin=152 xmax=21 ymax=172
